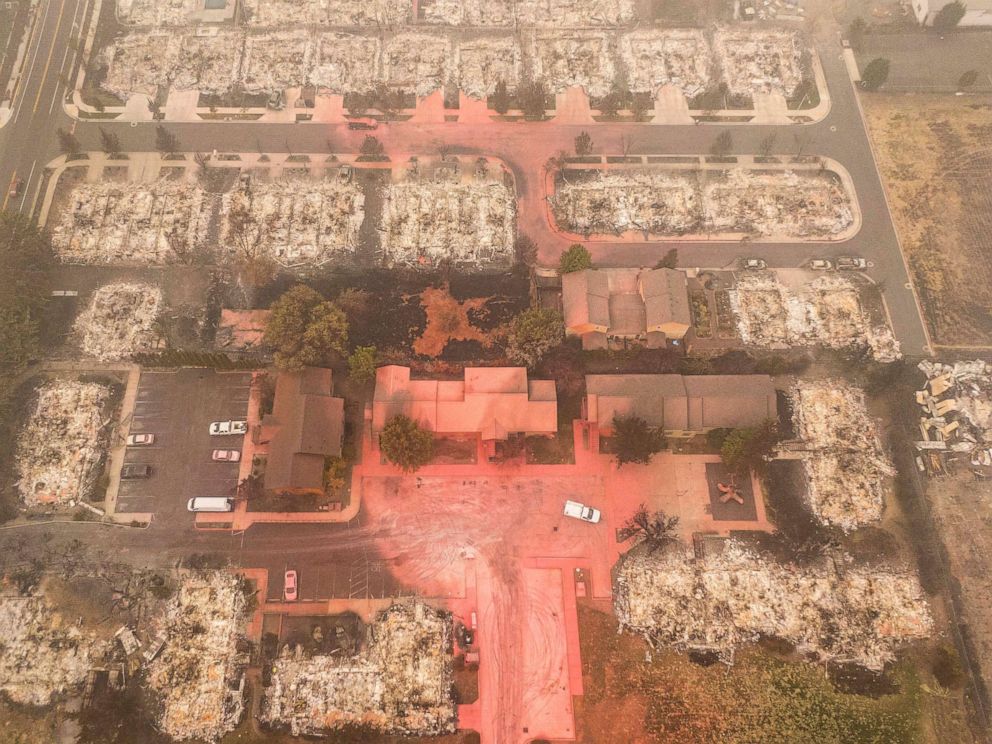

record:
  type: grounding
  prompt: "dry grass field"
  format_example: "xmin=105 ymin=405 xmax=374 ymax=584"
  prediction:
xmin=862 ymin=95 xmax=992 ymax=347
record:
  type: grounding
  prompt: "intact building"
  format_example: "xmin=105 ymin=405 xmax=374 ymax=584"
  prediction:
xmin=913 ymin=0 xmax=992 ymax=25
xmin=583 ymin=374 xmax=778 ymax=438
xmin=563 ymin=268 xmax=691 ymax=351
xmin=372 ymin=366 xmax=557 ymax=458
xmin=259 ymin=367 xmax=344 ymax=496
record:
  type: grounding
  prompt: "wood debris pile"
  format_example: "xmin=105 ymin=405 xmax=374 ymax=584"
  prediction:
xmin=242 ymin=0 xmax=410 ymax=26
xmin=51 ymin=179 xmax=211 ymax=265
xmin=241 ymin=31 xmax=313 ymax=94
xmin=552 ymin=171 xmax=700 ymax=235
xmin=261 ymin=601 xmax=455 ymax=736
xmin=383 ymin=33 xmax=452 ymax=97
xmin=455 ymin=37 xmax=521 ymax=98
xmin=0 ymin=593 xmax=108 ymax=706
xmin=620 ymin=29 xmax=712 ymax=98
xmin=310 ymin=33 xmax=381 ymax=93
xmin=703 ymin=169 xmax=853 ymax=238
xmin=615 ymin=542 xmax=931 ymax=670
xmin=729 ymin=273 xmax=900 ymax=361
xmin=917 ymin=360 xmax=992 ymax=464
xmin=147 ymin=571 xmax=250 ymax=742
xmin=530 ymin=31 xmax=614 ymax=97
xmin=714 ymin=28 xmax=804 ymax=100
xmin=792 ymin=380 xmax=894 ymax=530
xmin=221 ymin=175 xmax=364 ymax=268
xmin=380 ymin=176 xmax=514 ymax=268
xmin=16 ymin=381 xmax=111 ymax=507
xmin=74 ymin=283 xmax=163 ymax=361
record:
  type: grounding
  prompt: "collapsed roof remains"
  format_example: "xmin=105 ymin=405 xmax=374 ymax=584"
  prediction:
xmin=51 ymin=179 xmax=211 ymax=265
xmin=379 ymin=174 xmax=515 ymax=268
xmin=620 ymin=29 xmax=713 ymax=98
xmin=16 ymin=381 xmax=111 ymax=508
xmin=0 ymin=592 xmax=108 ymax=706
xmin=242 ymin=0 xmax=410 ymax=26
xmin=713 ymin=28 xmax=805 ymax=101
xmin=74 ymin=283 xmax=163 ymax=361
xmin=147 ymin=571 xmax=250 ymax=742
xmin=261 ymin=601 xmax=455 ymax=736
xmin=455 ymin=36 xmax=521 ymax=98
xmin=529 ymin=31 xmax=615 ymax=97
xmin=791 ymin=380 xmax=894 ymax=531
xmin=729 ymin=273 xmax=900 ymax=362
xmin=615 ymin=542 xmax=931 ymax=670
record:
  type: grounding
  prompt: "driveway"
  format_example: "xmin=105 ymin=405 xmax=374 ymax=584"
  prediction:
xmin=117 ymin=368 xmax=251 ymax=528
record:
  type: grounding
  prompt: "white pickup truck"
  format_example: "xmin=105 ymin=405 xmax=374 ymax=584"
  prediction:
xmin=563 ymin=500 xmax=601 ymax=524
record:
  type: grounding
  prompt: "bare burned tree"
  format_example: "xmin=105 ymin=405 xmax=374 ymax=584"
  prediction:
xmin=618 ymin=504 xmax=680 ymax=552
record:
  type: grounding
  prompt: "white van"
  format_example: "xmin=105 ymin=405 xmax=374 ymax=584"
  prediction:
xmin=186 ymin=497 xmax=234 ymax=513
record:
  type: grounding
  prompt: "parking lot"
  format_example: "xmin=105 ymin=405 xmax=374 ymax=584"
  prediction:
xmin=116 ymin=369 xmax=252 ymax=527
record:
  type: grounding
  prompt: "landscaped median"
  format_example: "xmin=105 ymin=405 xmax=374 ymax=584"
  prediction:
xmin=546 ymin=154 xmax=861 ymax=243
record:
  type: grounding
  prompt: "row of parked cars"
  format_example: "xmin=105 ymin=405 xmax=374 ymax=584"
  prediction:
xmin=741 ymin=256 xmax=869 ymax=271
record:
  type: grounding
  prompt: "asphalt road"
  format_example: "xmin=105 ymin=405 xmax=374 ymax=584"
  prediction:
xmin=0 ymin=0 xmax=91 ymax=215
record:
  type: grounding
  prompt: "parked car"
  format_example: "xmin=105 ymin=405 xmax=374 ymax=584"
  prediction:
xmin=209 ymin=420 xmax=248 ymax=436
xmin=187 ymin=497 xmax=234 ymax=512
xmin=284 ymin=570 xmax=298 ymax=602
xmin=126 ymin=433 xmax=156 ymax=446
xmin=809 ymin=258 xmax=834 ymax=271
xmin=563 ymin=500 xmax=601 ymax=524
xmin=347 ymin=117 xmax=378 ymax=131
xmin=121 ymin=464 xmax=151 ymax=479
xmin=8 ymin=178 xmax=23 ymax=198
xmin=741 ymin=257 xmax=767 ymax=270
xmin=212 ymin=449 xmax=241 ymax=463
xmin=837 ymin=256 xmax=869 ymax=271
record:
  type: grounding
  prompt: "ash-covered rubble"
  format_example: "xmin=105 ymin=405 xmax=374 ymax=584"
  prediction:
xmin=916 ymin=360 xmax=992 ymax=466
xmin=422 ymin=0 xmax=515 ymax=26
xmin=515 ymin=0 xmax=636 ymax=26
xmin=242 ymin=0 xmax=410 ymax=26
xmin=172 ymin=32 xmax=244 ymax=94
xmin=614 ymin=541 xmax=931 ymax=670
xmin=620 ymin=29 xmax=712 ymax=98
xmin=221 ymin=176 xmax=364 ymax=269
xmin=241 ymin=31 xmax=313 ymax=94
xmin=529 ymin=31 xmax=615 ymax=97
xmin=791 ymin=380 xmax=895 ymax=531
xmin=310 ymin=33 xmax=381 ymax=93
xmin=102 ymin=32 xmax=182 ymax=99
xmin=0 ymin=591 xmax=109 ymax=706
xmin=551 ymin=171 xmax=701 ymax=236
xmin=147 ymin=571 xmax=251 ymax=742
xmin=51 ymin=179 xmax=212 ymax=265
xmin=730 ymin=273 xmax=900 ymax=362
xmin=74 ymin=283 xmax=163 ymax=361
xmin=702 ymin=169 xmax=853 ymax=239
xmin=379 ymin=175 xmax=515 ymax=268
xmin=383 ymin=33 xmax=452 ymax=97
xmin=714 ymin=28 xmax=804 ymax=101
xmin=116 ymin=0 xmax=199 ymax=26
xmin=455 ymin=37 xmax=522 ymax=98
xmin=261 ymin=601 xmax=455 ymax=737
xmin=16 ymin=381 xmax=111 ymax=508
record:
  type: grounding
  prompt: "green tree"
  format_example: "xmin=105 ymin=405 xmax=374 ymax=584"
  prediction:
xmin=720 ymin=419 xmax=779 ymax=475
xmin=506 ymin=307 xmax=564 ymax=368
xmin=618 ymin=504 xmax=680 ymax=550
xmin=154 ymin=125 xmax=179 ymax=154
xmin=348 ymin=345 xmax=378 ymax=384
xmin=860 ymin=58 xmax=891 ymax=90
xmin=655 ymin=248 xmax=678 ymax=270
xmin=612 ymin=414 xmax=665 ymax=466
xmin=709 ymin=130 xmax=733 ymax=159
xmin=57 ymin=127 xmax=81 ymax=156
xmin=490 ymin=79 xmax=511 ymax=114
xmin=358 ymin=135 xmax=385 ymax=160
xmin=379 ymin=414 xmax=434 ymax=472
xmin=574 ymin=130 xmax=594 ymax=156
xmin=558 ymin=243 xmax=592 ymax=274
xmin=265 ymin=285 xmax=348 ymax=371
xmin=98 ymin=127 xmax=121 ymax=156
xmin=519 ymin=80 xmax=548 ymax=119
xmin=958 ymin=69 xmax=979 ymax=89
xmin=933 ymin=0 xmax=966 ymax=29
xmin=847 ymin=17 xmax=868 ymax=52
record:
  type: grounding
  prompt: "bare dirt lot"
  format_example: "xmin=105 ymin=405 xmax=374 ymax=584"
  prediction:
xmin=862 ymin=95 xmax=992 ymax=347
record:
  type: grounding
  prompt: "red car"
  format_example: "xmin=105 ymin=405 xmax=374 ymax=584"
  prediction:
xmin=284 ymin=570 xmax=298 ymax=602
xmin=8 ymin=178 xmax=23 ymax=198
xmin=211 ymin=449 xmax=241 ymax=462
